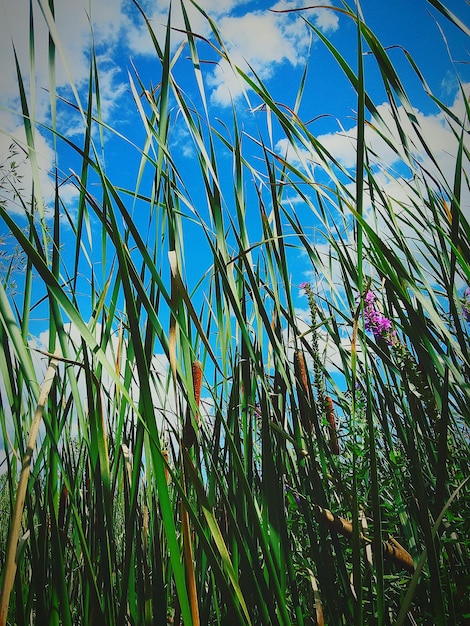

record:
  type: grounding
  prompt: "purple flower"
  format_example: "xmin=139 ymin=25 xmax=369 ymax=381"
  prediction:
xmin=253 ymin=403 xmax=262 ymax=417
xmin=462 ymin=287 xmax=470 ymax=321
xmin=365 ymin=311 xmax=392 ymax=336
xmin=299 ymin=281 xmax=309 ymax=290
xmin=363 ymin=290 xmax=396 ymax=344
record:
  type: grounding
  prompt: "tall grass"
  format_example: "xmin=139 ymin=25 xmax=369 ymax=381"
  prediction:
xmin=1 ymin=1 xmax=469 ymax=624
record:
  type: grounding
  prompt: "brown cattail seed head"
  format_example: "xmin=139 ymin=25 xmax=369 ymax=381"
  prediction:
xmin=325 ymin=395 xmax=340 ymax=455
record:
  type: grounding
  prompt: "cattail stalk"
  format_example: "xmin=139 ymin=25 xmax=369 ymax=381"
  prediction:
xmin=294 ymin=350 xmax=313 ymax=432
xmin=180 ymin=452 xmax=200 ymax=625
xmin=314 ymin=502 xmax=414 ymax=572
xmin=183 ymin=360 xmax=203 ymax=448
xmin=162 ymin=449 xmax=170 ymax=484
xmin=192 ymin=360 xmax=203 ymax=410
xmin=325 ymin=395 xmax=340 ymax=455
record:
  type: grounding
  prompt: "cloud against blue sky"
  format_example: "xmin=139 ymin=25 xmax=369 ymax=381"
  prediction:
xmin=0 ymin=0 xmax=338 ymax=114
xmin=0 ymin=0 xmax=468 ymax=218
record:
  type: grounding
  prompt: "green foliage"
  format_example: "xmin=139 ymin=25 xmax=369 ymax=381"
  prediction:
xmin=0 ymin=1 xmax=469 ymax=625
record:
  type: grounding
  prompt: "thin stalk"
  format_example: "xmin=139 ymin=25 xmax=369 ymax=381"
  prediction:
xmin=0 ymin=354 xmax=59 ymax=626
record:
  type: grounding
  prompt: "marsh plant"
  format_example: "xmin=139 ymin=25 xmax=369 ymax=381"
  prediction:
xmin=0 ymin=1 xmax=469 ymax=625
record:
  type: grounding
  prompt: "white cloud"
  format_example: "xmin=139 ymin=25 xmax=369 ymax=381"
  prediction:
xmin=0 ymin=121 xmax=79 ymax=216
xmin=123 ymin=0 xmax=249 ymax=56
xmin=121 ymin=0 xmax=338 ymax=107
xmin=0 ymin=0 xmax=340 ymax=213
xmin=277 ymin=84 xmax=470 ymax=214
xmin=317 ymin=96 xmax=469 ymax=185
xmin=309 ymin=2 xmax=340 ymax=33
xmin=205 ymin=1 xmax=338 ymax=106
xmin=0 ymin=0 xmax=130 ymax=216
xmin=271 ymin=0 xmax=339 ymax=33
xmin=220 ymin=11 xmax=305 ymax=67
xmin=275 ymin=136 xmax=318 ymax=174
xmin=0 ymin=0 xmax=128 ymax=119
xmin=287 ymin=85 xmax=470 ymax=308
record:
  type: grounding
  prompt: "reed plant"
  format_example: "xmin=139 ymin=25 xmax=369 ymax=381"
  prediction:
xmin=0 ymin=0 xmax=469 ymax=624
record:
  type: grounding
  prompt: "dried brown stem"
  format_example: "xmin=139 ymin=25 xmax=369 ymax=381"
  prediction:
xmin=0 ymin=354 xmax=59 ymax=626
xmin=314 ymin=503 xmax=414 ymax=572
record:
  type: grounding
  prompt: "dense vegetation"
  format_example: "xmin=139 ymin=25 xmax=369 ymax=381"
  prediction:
xmin=1 ymin=1 xmax=469 ymax=624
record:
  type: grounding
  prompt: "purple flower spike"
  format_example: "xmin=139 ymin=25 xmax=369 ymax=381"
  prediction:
xmin=363 ymin=290 xmax=395 ymax=344
xmin=462 ymin=287 xmax=470 ymax=322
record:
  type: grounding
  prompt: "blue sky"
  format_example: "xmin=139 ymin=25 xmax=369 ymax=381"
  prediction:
xmin=0 ymin=0 xmax=469 ymax=344
xmin=0 ymin=1 xmax=467 ymax=188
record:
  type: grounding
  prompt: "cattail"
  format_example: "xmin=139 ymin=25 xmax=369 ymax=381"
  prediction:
xmin=314 ymin=503 xmax=414 ymax=572
xmin=295 ymin=350 xmax=310 ymax=398
xmin=315 ymin=503 xmax=353 ymax=537
xmin=382 ymin=536 xmax=415 ymax=573
xmin=443 ymin=199 xmax=452 ymax=224
xmin=183 ymin=360 xmax=203 ymax=447
xmin=162 ymin=448 xmax=170 ymax=484
xmin=441 ymin=204 xmax=462 ymax=273
xmin=142 ymin=504 xmax=149 ymax=549
xmin=325 ymin=395 xmax=340 ymax=455
xmin=192 ymin=360 xmax=203 ymax=410
xmin=294 ymin=350 xmax=312 ymax=432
